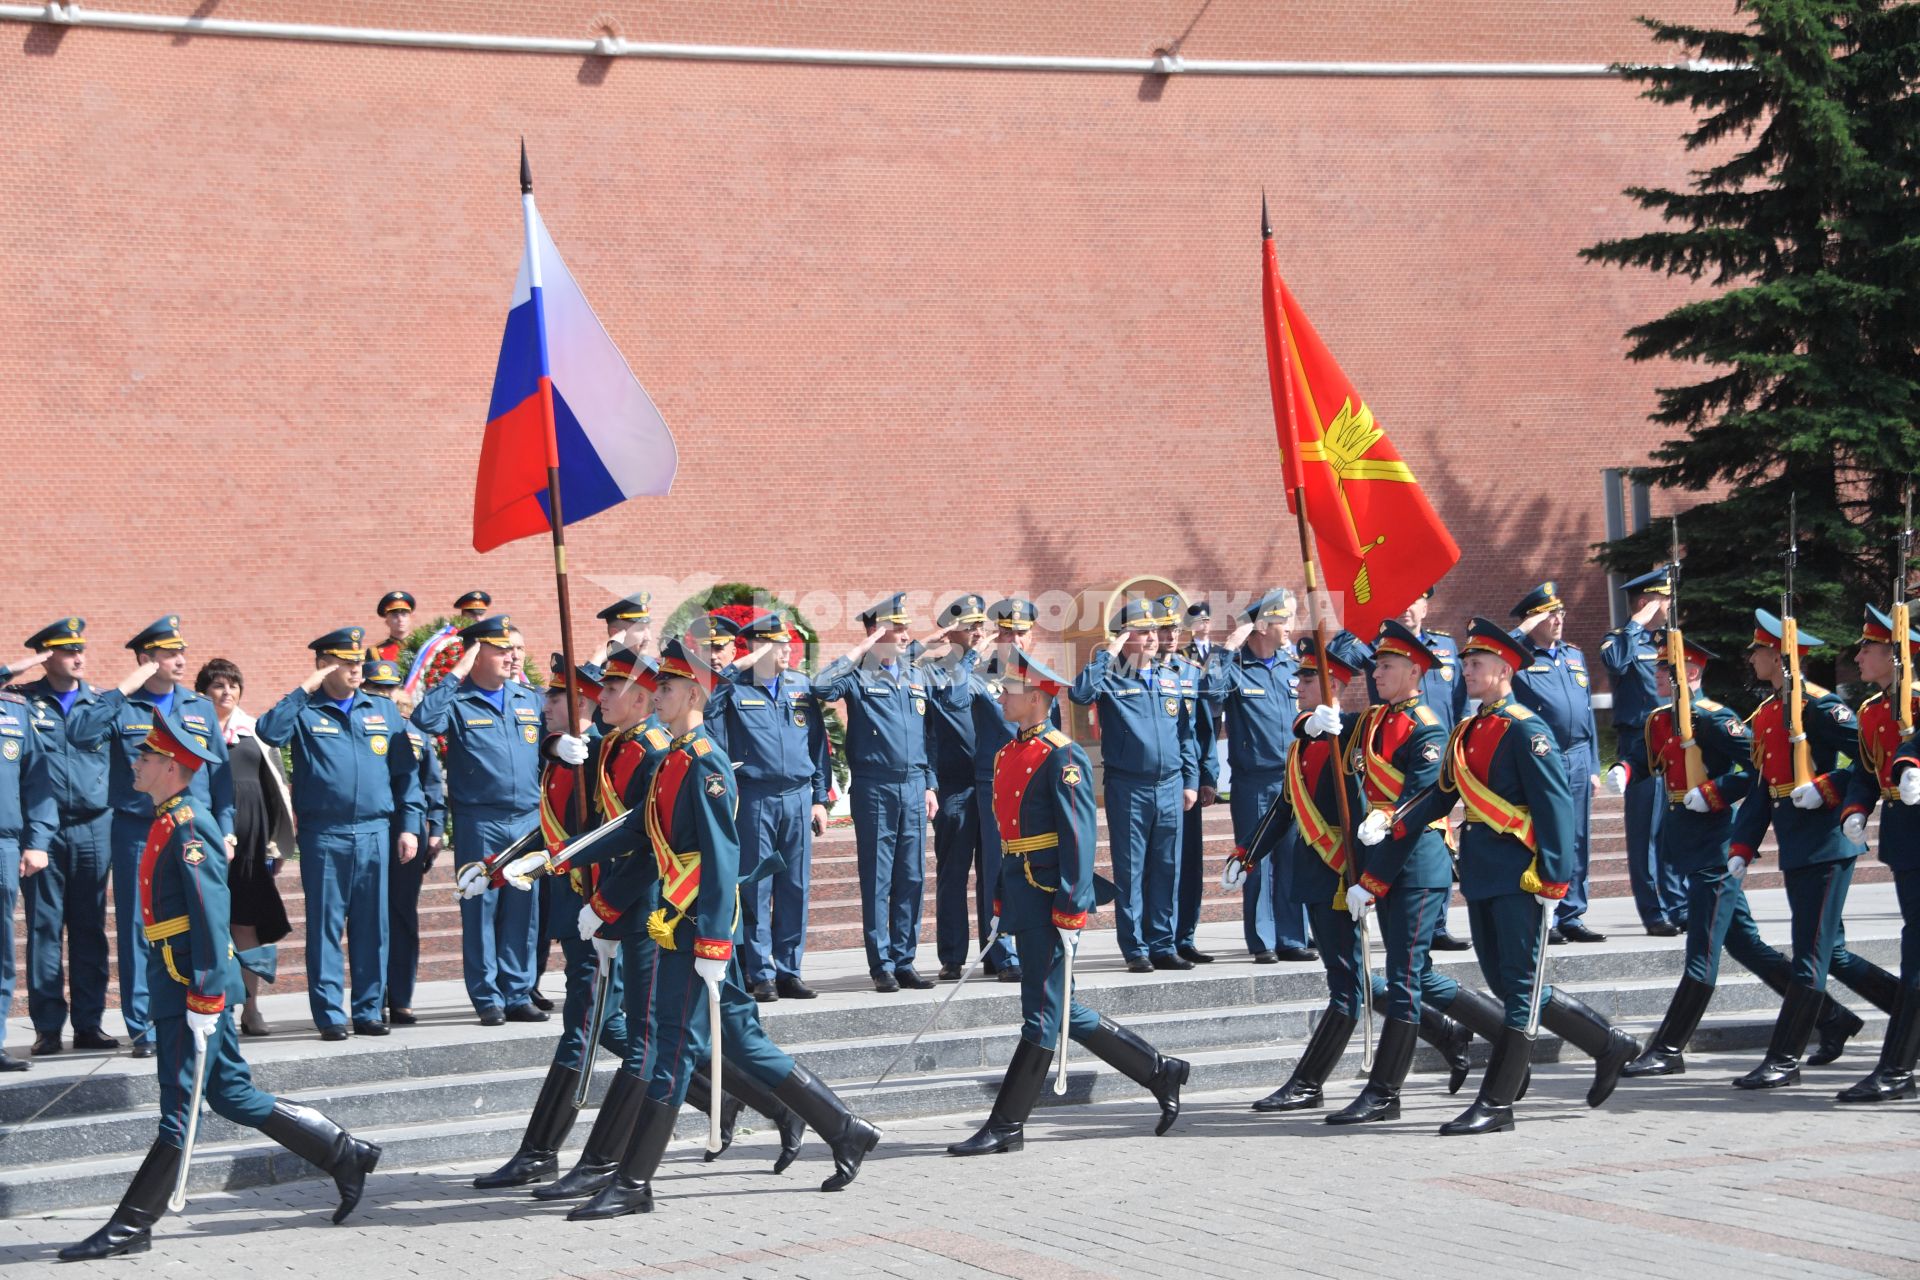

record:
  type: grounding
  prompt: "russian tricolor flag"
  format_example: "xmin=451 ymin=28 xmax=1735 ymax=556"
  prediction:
xmin=474 ymin=168 xmax=677 ymax=553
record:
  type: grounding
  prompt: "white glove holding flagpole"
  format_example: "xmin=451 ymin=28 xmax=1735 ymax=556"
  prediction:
xmin=1304 ymin=704 xmax=1342 ymax=738
xmin=455 ymin=861 xmax=491 ymax=899
xmin=552 ymin=733 xmax=590 ymax=765
xmin=1604 ymin=764 xmax=1629 ymax=796
xmin=501 ymin=849 xmax=548 ymax=891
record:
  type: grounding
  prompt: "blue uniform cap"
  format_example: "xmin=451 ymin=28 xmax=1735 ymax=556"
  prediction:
xmin=937 ymin=594 xmax=988 ymax=628
xmin=989 ymin=598 xmax=1037 ymax=632
xmin=1109 ymin=598 xmax=1159 ymax=633
xmin=1461 ymin=616 xmax=1533 ymax=670
xmin=1186 ymin=600 xmax=1211 ymax=621
xmin=1153 ymin=593 xmax=1187 ymax=627
xmin=1243 ymin=589 xmax=1296 ymax=624
xmin=454 ymin=590 xmax=492 ymax=612
xmin=126 ymin=615 xmax=186 ymax=652
xmin=376 ymin=590 xmax=416 ymax=616
xmin=1297 ymin=630 xmax=1372 ymax=683
xmin=458 ymin=614 xmax=516 ymax=648
xmin=596 ymin=592 xmax=652 ymax=622
xmin=25 ymin=617 xmax=85 ymax=651
xmin=1510 ymin=582 xmax=1565 ymax=620
xmin=144 ymin=709 xmax=220 ymax=772
xmin=1749 ymin=608 xmax=1823 ymax=653
xmin=684 ymin=613 xmax=741 ymax=650
xmin=1001 ymin=647 xmax=1070 ymax=696
xmin=1372 ymin=618 xmax=1439 ymax=674
xmin=309 ymin=626 xmax=368 ymax=661
xmin=1620 ymin=566 xmax=1673 ymax=597
xmin=739 ymin=613 xmax=795 ymax=644
xmin=361 ymin=659 xmax=403 ymax=687
xmin=858 ymin=593 xmax=911 ymax=627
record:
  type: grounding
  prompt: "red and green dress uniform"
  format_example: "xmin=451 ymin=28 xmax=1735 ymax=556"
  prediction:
xmin=538 ymin=732 xmax=632 ymax=1074
xmin=1843 ymin=688 xmax=1920 ymax=989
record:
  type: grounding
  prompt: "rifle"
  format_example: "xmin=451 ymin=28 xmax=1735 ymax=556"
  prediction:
xmin=1666 ymin=517 xmax=1707 ymax=791
xmin=1782 ymin=495 xmax=1814 ymax=788
xmin=1898 ymin=483 xmax=1914 ymax=735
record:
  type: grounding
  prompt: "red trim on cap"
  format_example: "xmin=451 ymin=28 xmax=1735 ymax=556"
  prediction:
xmin=144 ymin=722 xmax=205 ymax=772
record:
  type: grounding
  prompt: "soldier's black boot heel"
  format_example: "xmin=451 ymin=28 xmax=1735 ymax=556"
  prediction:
xmin=1327 ymin=1018 xmax=1418 ymax=1125
xmin=1734 ymin=982 xmax=1823 ymax=1090
xmin=475 ymin=1062 xmax=580 ymax=1188
xmin=1837 ymin=984 xmax=1920 ymax=1103
xmin=1082 ymin=1014 xmax=1189 ymax=1135
xmin=715 ymin=1060 xmax=806 ymax=1172
xmin=1623 ymin=977 xmax=1715 ymax=1079
xmin=949 ymin=1036 xmax=1053 ymax=1156
xmin=1540 ymin=989 xmax=1639 ymax=1107
xmin=58 ymin=1141 xmax=179 ymax=1261
xmin=259 ymin=1100 xmax=381 ymax=1223
xmin=774 ymin=1063 xmax=881 ymax=1190
xmin=1440 ymin=1026 xmax=1530 ymax=1136
xmin=1253 ymin=1009 xmax=1354 ymax=1112
xmin=567 ymin=1097 xmax=676 ymax=1221
xmin=533 ymin=1067 xmax=645 ymax=1200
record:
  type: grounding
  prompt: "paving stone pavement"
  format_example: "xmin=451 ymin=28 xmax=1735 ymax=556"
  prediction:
xmin=3 ymin=1051 xmax=1917 ymax=1279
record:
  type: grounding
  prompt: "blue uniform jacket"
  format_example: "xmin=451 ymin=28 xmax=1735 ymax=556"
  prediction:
xmin=1600 ymin=620 xmax=1662 ymax=770
xmin=0 ymin=692 xmax=59 ymax=850
xmin=1367 ymin=631 xmax=1467 ymax=731
xmin=410 ymin=728 xmax=447 ymax=840
xmin=1349 ymin=698 xmax=1453 ymax=895
xmin=712 ymin=666 xmax=831 ymax=803
xmin=811 ymin=655 xmax=933 ymax=788
xmin=1071 ymin=650 xmax=1197 ymax=786
xmin=69 ymin=685 xmax=235 ymax=838
xmin=13 ymin=678 xmax=110 ymax=820
xmin=1644 ymin=695 xmax=1752 ymax=874
xmin=920 ymin=656 xmax=979 ymax=789
xmin=1729 ymin=686 xmax=1860 ymax=870
xmin=140 ymin=793 xmax=240 ymax=1017
xmin=1202 ymin=646 xmax=1299 ymax=776
xmin=410 ymin=677 xmax=544 ymax=816
xmin=1508 ymin=636 xmax=1599 ymax=758
xmin=1163 ymin=651 xmax=1216 ymax=790
xmin=936 ymin=649 xmax=1056 ymax=785
xmin=256 ymin=687 xmax=424 ymax=835
xmin=991 ymin=725 xmax=1097 ymax=932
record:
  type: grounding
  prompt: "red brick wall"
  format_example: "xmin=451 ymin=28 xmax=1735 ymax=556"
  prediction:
xmin=3 ymin=3 xmax=1736 ymax=701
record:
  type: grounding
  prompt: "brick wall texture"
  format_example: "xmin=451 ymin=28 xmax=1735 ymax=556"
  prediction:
xmin=4 ymin=2 xmax=1738 ymax=698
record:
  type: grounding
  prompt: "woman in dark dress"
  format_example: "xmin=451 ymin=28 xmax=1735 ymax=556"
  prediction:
xmin=197 ymin=658 xmax=294 ymax=1036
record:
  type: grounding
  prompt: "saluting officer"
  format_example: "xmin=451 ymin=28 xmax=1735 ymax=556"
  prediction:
xmin=15 ymin=618 xmax=118 ymax=1056
xmin=1601 ymin=567 xmax=1689 ymax=936
xmin=1205 ymin=590 xmax=1314 ymax=963
xmin=924 ymin=595 xmax=991 ymax=982
xmin=1158 ymin=595 xmax=1218 ymax=966
xmin=1508 ymin=583 xmax=1606 ymax=944
xmin=256 ymin=628 xmax=424 ymax=1039
xmin=1401 ymin=620 xmax=1638 ymax=1136
xmin=813 ymin=593 xmax=937 ymax=992
xmin=360 ymin=660 xmax=444 ymax=1026
xmin=69 ymin=616 xmax=235 ymax=1059
xmin=949 ymin=647 xmax=1190 ymax=1155
xmin=0 ymin=675 xmax=56 ymax=1069
xmin=57 ymin=713 xmax=378 ymax=1262
xmin=373 ymin=591 xmax=415 ymax=665
xmin=411 ymin=614 xmax=547 ymax=1025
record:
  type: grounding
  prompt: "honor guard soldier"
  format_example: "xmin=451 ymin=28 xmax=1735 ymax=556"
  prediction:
xmin=715 ymin=612 xmax=832 ymax=1001
xmin=1508 ymin=583 xmax=1606 ymax=943
xmin=1205 ymin=589 xmax=1315 ymax=962
xmin=924 ymin=595 xmax=992 ymax=983
xmin=69 ymin=616 xmax=234 ymax=1059
xmin=1401 ymin=620 xmax=1637 ymax=1135
xmin=812 ymin=593 xmax=937 ymax=992
xmin=1836 ymin=606 xmax=1920 ymax=1101
xmin=1602 ymin=568 xmax=1689 ymax=936
xmin=0 ymin=676 xmax=57 ymax=1068
xmin=569 ymin=639 xmax=878 ymax=1218
xmin=256 ymin=628 xmax=424 ymax=1039
xmin=1728 ymin=609 xmax=1900 ymax=1088
xmin=1622 ymin=636 xmax=1864 ymax=1080
xmin=373 ymin=591 xmax=415 ymax=664
xmin=58 ymin=713 xmax=378 ymax=1262
xmin=1072 ymin=597 xmax=1198 ymax=972
xmin=949 ymin=648 xmax=1190 ymax=1155
xmin=411 ymin=614 xmax=547 ymax=1025
xmin=360 ymin=660 xmax=444 ymax=1025
xmin=15 ymin=618 xmax=118 ymax=1056
xmin=1159 ymin=595 xmax=1219 ymax=965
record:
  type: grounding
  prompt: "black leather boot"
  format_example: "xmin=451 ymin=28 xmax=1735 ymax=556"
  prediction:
xmin=1082 ymin=1013 xmax=1189 ymax=1135
xmin=1811 ymin=961 xmax=1898 ymax=1065
xmin=1837 ymin=984 xmax=1920 ymax=1103
xmin=1733 ymin=982 xmax=1824 ymax=1090
xmin=1418 ymin=1005 xmax=1473 ymax=1094
xmin=948 ymin=1036 xmax=1053 ymax=1156
xmin=532 ymin=1066 xmax=646 ymax=1200
xmin=1252 ymin=1009 xmax=1355 ymax=1112
xmin=683 ymin=1069 xmax=745 ymax=1160
xmin=773 ymin=1063 xmax=881 ymax=1191
xmin=1623 ymin=976 xmax=1715 ymax=1079
xmin=58 ymin=1141 xmax=179 ymax=1261
xmin=474 ymin=1062 xmax=581 ymax=1188
xmin=258 ymin=1100 xmax=381 ymax=1223
xmin=1438 ymin=988 xmax=1508 ymax=1095
xmin=1440 ymin=1026 xmax=1530 ymax=1136
xmin=567 ymin=1096 xmax=676 ymax=1221
xmin=716 ymin=1060 xmax=806 ymax=1173
xmin=1327 ymin=1018 xmax=1419 ymax=1125
xmin=1540 ymin=989 xmax=1639 ymax=1107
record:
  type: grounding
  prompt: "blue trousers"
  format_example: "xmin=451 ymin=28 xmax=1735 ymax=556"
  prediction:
xmin=546 ymin=876 xmax=629 ymax=1072
xmin=1304 ymin=900 xmax=1379 ymax=1018
xmin=453 ymin=808 xmax=540 ymax=1015
xmin=1375 ymin=885 xmax=1453 ymax=1022
xmin=1624 ymin=774 xmax=1686 ymax=927
xmin=850 ymin=777 xmax=926 ymax=976
xmin=1467 ymin=893 xmax=1555 ymax=1029
xmin=0 ymin=838 xmax=17 ymax=1029
xmin=300 ymin=824 xmax=389 ymax=1028
xmin=385 ymin=834 xmax=428 ymax=1013
xmin=1229 ymin=770 xmax=1308 ymax=952
xmin=153 ymin=1009 xmax=276 ymax=1147
xmin=1176 ymin=795 xmax=1205 ymax=950
xmin=23 ymin=810 xmax=111 ymax=1035
xmin=1554 ymin=743 xmax=1597 ymax=926
xmin=109 ymin=811 xmax=155 ymax=1045
xmin=1782 ymin=859 xmax=1856 ymax=990
xmin=935 ymin=781 xmax=1010 ymax=968
xmin=738 ymin=784 xmax=814 ymax=984
xmin=1012 ymin=925 xmax=1102 ymax=1048
xmin=1106 ymin=772 xmax=1182 ymax=960
xmin=971 ymin=787 xmax=1017 ymax=965
xmin=645 ymin=919 xmax=796 ymax=1104
xmin=1899 ymin=869 xmax=1920 ymax=987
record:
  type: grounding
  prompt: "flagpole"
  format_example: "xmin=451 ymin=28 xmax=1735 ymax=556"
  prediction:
xmin=520 ymin=140 xmax=587 ymax=830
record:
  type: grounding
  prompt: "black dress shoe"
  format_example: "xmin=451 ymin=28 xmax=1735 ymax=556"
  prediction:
xmin=1126 ymin=956 xmax=1155 ymax=974
xmin=389 ymin=1008 xmax=418 ymax=1026
xmin=873 ymin=973 xmax=901 ymax=993
xmin=320 ymin=1026 xmax=349 ymax=1042
xmin=996 ymin=965 xmax=1023 ymax=983
xmin=895 ymin=968 xmax=935 ymax=990
xmin=1645 ymin=921 xmax=1681 ymax=938
xmin=1429 ymin=933 xmax=1472 ymax=952
xmin=478 ymin=1007 xmax=507 ymax=1027
xmin=937 ymin=964 xmax=964 ymax=981
xmin=130 ymin=1040 xmax=154 ymax=1059
xmin=0 ymin=1049 xmax=28 ymax=1072
xmin=1177 ymin=945 xmax=1215 ymax=965
xmin=1561 ymin=921 xmax=1609 ymax=944
xmin=1272 ymin=946 xmax=1319 ymax=963
xmin=75 ymin=1029 xmax=120 ymax=1051
xmin=1252 ymin=950 xmax=1279 ymax=964
xmin=775 ymin=975 xmax=818 ymax=1000
xmin=506 ymin=1004 xmax=550 ymax=1023
xmin=352 ymin=1021 xmax=390 ymax=1037
xmin=751 ymin=980 xmax=779 ymax=1003
xmin=31 ymin=1032 xmax=62 ymax=1056
xmin=1548 ymin=927 xmax=1568 ymax=946
xmin=528 ymin=990 xmax=555 ymax=1011
xmin=1150 ymin=953 xmax=1194 ymax=971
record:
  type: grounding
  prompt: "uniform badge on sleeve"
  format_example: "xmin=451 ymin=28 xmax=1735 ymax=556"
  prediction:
xmin=1421 ymin=743 xmax=1441 ymax=763
xmin=1833 ymin=705 xmax=1854 ymax=724
xmin=182 ymin=841 xmax=206 ymax=865
xmin=1061 ymin=763 xmax=1082 ymax=786
xmin=1530 ymin=734 xmax=1552 ymax=757
xmin=705 ymin=773 xmax=727 ymax=798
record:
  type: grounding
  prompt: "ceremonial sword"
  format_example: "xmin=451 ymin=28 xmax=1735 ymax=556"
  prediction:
xmin=863 ymin=919 xmax=1002 ymax=1097
xmin=168 ymin=1024 xmax=213 ymax=1212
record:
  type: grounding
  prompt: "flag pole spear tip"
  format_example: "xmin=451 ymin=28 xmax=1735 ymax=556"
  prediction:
xmin=1261 ymin=189 xmax=1272 ymax=239
xmin=519 ymin=138 xmax=532 ymax=194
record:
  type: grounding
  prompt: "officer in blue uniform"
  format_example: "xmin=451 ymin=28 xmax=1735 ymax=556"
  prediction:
xmin=257 ymin=629 xmax=423 ymax=1038
xmin=813 ymin=593 xmax=937 ymax=992
xmin=69 ymin=616 xmax=235 ymax=1059
xmin=14 ymin=617 xmax=118 ymax=1055
xmin=712 ymin=612 xmax=832 ymax=1001
xmin=411 ymin=614 xmax=546 ymax=1024
xmin=1601 ymin=567 xmax=1688 ymax=935
xmin=0 ymin=678 xmax=57 ymax=1069
xmin=56 ymin=713 xmax=378 ymax=1262
xmin=593 ymin=591 xmax=653 ymax=647
xmin=1203 ymin=589 xmax=1313 ymax=962
xmin=1159 ymin=595 xmax=1219 ymax=965
xmin=923 ymin=594 xmax=990 ymax=982
xmin=948 ymin=647 xmax=1189 ymax=1154
xmin=360 ymin=660 xmax=444 ymax=1025
xmin=1072 ymin=598 xmax=1198 ymax=972
xmin=1508 ymin=582 xmax=1606 ymax=943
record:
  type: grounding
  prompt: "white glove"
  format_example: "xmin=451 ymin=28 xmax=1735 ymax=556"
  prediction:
xmin=1842 ymin=812 xmax=1867 ymax=844
xmin=694 ymin=956 xmax=728 ymax=986
xmin=1727 ymin=855 xmax=1748 ymax=882
xmin=577 ymin=902 xmax=602 ymax=943
xmin=592 ymin=936 xmax=619 ymax=962
xmin=1790 ymin=781 xmax=1825 ymax=810
xmin=1684 ymin=787 xmax=1710 ymax=814
xmin=1305 ymin=704 xmax=1342 ymax=738
xmin=1346 ymin=886 xmax=1375 ymax=922
xmin=455 ymin=861 xmax=491 ymax=899
xmin=1220 ymin=852 xmax=1249 ymax=891
xmin=1356 ymin=809 xmax=1391 ymax=847
xmin=1533 ymin=893 xmax=1557 ymax=909
xmin=1901 ymin=770 xmax=1920 ymax=806
xmin=1604 ymin=764 xmax=1628 ymax=796
xmin=186 ymin=1008 xmax=220 ymax=1039
xmin=501 ymin=849 xmax=548 ymax=891
xmin=553 ymin=733 xmax=590 ymax=765
xmin=1057 ymin=926 xmax=1082 ymax=953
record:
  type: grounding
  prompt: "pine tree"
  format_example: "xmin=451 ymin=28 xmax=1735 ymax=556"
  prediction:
xmin=1584 ymin=0 xmax=1920 ymax=692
